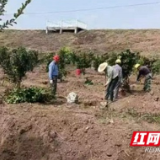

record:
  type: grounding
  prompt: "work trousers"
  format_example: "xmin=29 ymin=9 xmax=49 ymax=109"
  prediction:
xmin=50 ymin=76 xmax=58 ymax=95
xmin=105 ymin=76 xmax=119 ymax=101
xmin=114 ymin=80 xmax=121 ymax=100
xmin=144 ymin=73 xmax=152 ymax=92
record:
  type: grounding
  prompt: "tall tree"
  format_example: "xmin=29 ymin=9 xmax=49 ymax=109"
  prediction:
xmin=0 ymin=0 xmax=31 ymax=30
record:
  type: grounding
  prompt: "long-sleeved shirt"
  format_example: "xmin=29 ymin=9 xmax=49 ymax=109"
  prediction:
xmin=48 ymin=61 xmax=58 ymax=80
xmin=106 ymin=66 xmax=113 ymax=85
xmin=137 ymin=66 xmax=150 ymax=81
xmin=105 ymin=66 xmax=118 ymax=85
xmin=113 ymin=64 xmax=123 ymax=83
xmin=106 ymin=65 xmax=122 ymax=85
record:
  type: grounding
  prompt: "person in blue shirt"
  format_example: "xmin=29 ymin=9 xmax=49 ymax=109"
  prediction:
xmin=48 ymin=55 xmax=60 ymax=95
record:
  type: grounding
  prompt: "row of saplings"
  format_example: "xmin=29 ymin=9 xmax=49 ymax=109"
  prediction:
xmin=0 ymin=46 xmax=160 ymax=104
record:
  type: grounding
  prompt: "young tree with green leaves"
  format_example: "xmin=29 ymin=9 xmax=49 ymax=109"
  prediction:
xmin=0 ymin=47 xmax=38 ymax=88
xmin=0 ymin=0 xmax=31 ymax=30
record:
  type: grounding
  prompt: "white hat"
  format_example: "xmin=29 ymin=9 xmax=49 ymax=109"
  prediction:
xmin=98 ymin=62 xmax=108 ymax=73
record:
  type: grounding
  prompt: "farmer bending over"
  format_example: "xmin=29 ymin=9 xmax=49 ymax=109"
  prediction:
xmin=98 ymin=62 xmax=119 ymax=104
xmin=48 ymin=55 xmax=60 ymax=95
xmin=134 ymin=64 xmax=152 ymax=92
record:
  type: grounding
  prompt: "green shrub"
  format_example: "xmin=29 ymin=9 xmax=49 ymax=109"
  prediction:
xmin=44 ymin=47 xmax=160 ymax=82
xmin=93 ymin=55 xmax=106 ymax=71
xmin=118 ymin=49 xmax=140 ymax=80
xmin=65 ymin=52 xmax=77 ymax=65
xmin=58 ymin=48 xmax=68 ymax=80
xmin=5 ymin=87 xmax=53 ymax=104
xmin=92 ymin=57 xmax=99 ymax=71
xmin=107 ymin=52 xmax=117 ymax=65
xmin=151 ymin=59 xmax=160 ymax=75
xmin=92 ymin=53 xmax=115 ymax=71
xmin=75 ymin=53 xmax=90 ymax=73
xmin=0 ymin=47 xmax=38 ymax=88
xmin=61 ymin=47 xmax=76 ymax=64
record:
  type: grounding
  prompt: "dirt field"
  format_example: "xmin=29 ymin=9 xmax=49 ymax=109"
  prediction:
xmin=0 ymin=64 xmax=160 ymax=160
xmin=1 ymin=29 xmax=160 ymax=57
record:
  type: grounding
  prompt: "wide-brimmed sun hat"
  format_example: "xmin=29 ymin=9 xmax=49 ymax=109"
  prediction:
xmin=98 ymin=62 xmax=108 ymax=73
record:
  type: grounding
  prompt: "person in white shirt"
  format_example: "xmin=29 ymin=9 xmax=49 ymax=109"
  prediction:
xmin=98 ymin=62 xmax=119 ymax=103
xmin=113 ymin=59 xmax=123 ymax=101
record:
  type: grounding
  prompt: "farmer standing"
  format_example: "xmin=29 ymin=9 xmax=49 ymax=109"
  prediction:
xmin=113 ymin=59 xmax=123 ymax=101
xmin=48 ymin=55 xmax=60 ymax=95
xmin=134 ymin=64 xmax=152 ymax=92
xmin=98 ymin=62 xmax=119 ymax=104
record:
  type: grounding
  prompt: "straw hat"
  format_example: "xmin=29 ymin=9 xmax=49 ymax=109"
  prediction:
xmin=98 ymin=62 xmax=108 ymax=73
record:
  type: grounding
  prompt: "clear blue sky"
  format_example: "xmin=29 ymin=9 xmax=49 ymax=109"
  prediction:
xmin=2 ymin=0 xmax=160 ymax=29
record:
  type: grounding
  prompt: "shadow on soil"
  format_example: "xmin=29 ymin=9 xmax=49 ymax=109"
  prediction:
xmin=43 ymin=96 xmax=67 ymax=105
xmin=0 ymin=136 xmax=55 ymax=160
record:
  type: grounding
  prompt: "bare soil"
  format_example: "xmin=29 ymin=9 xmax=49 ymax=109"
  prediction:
xmin=0 ymin=65 xmax=160 ymax=160
xmin=1 ymin=29 xmax=160 ymax=56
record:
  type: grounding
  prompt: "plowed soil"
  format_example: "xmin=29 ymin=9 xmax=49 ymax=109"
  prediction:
xmin=0 ymin=66 xmax=160 ymax=160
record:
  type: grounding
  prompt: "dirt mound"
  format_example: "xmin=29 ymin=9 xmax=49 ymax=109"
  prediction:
xmin=1 ymin=105 xmax=160 ymax=160
xmin=1 ymin=30 xmax=160 ymax=56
